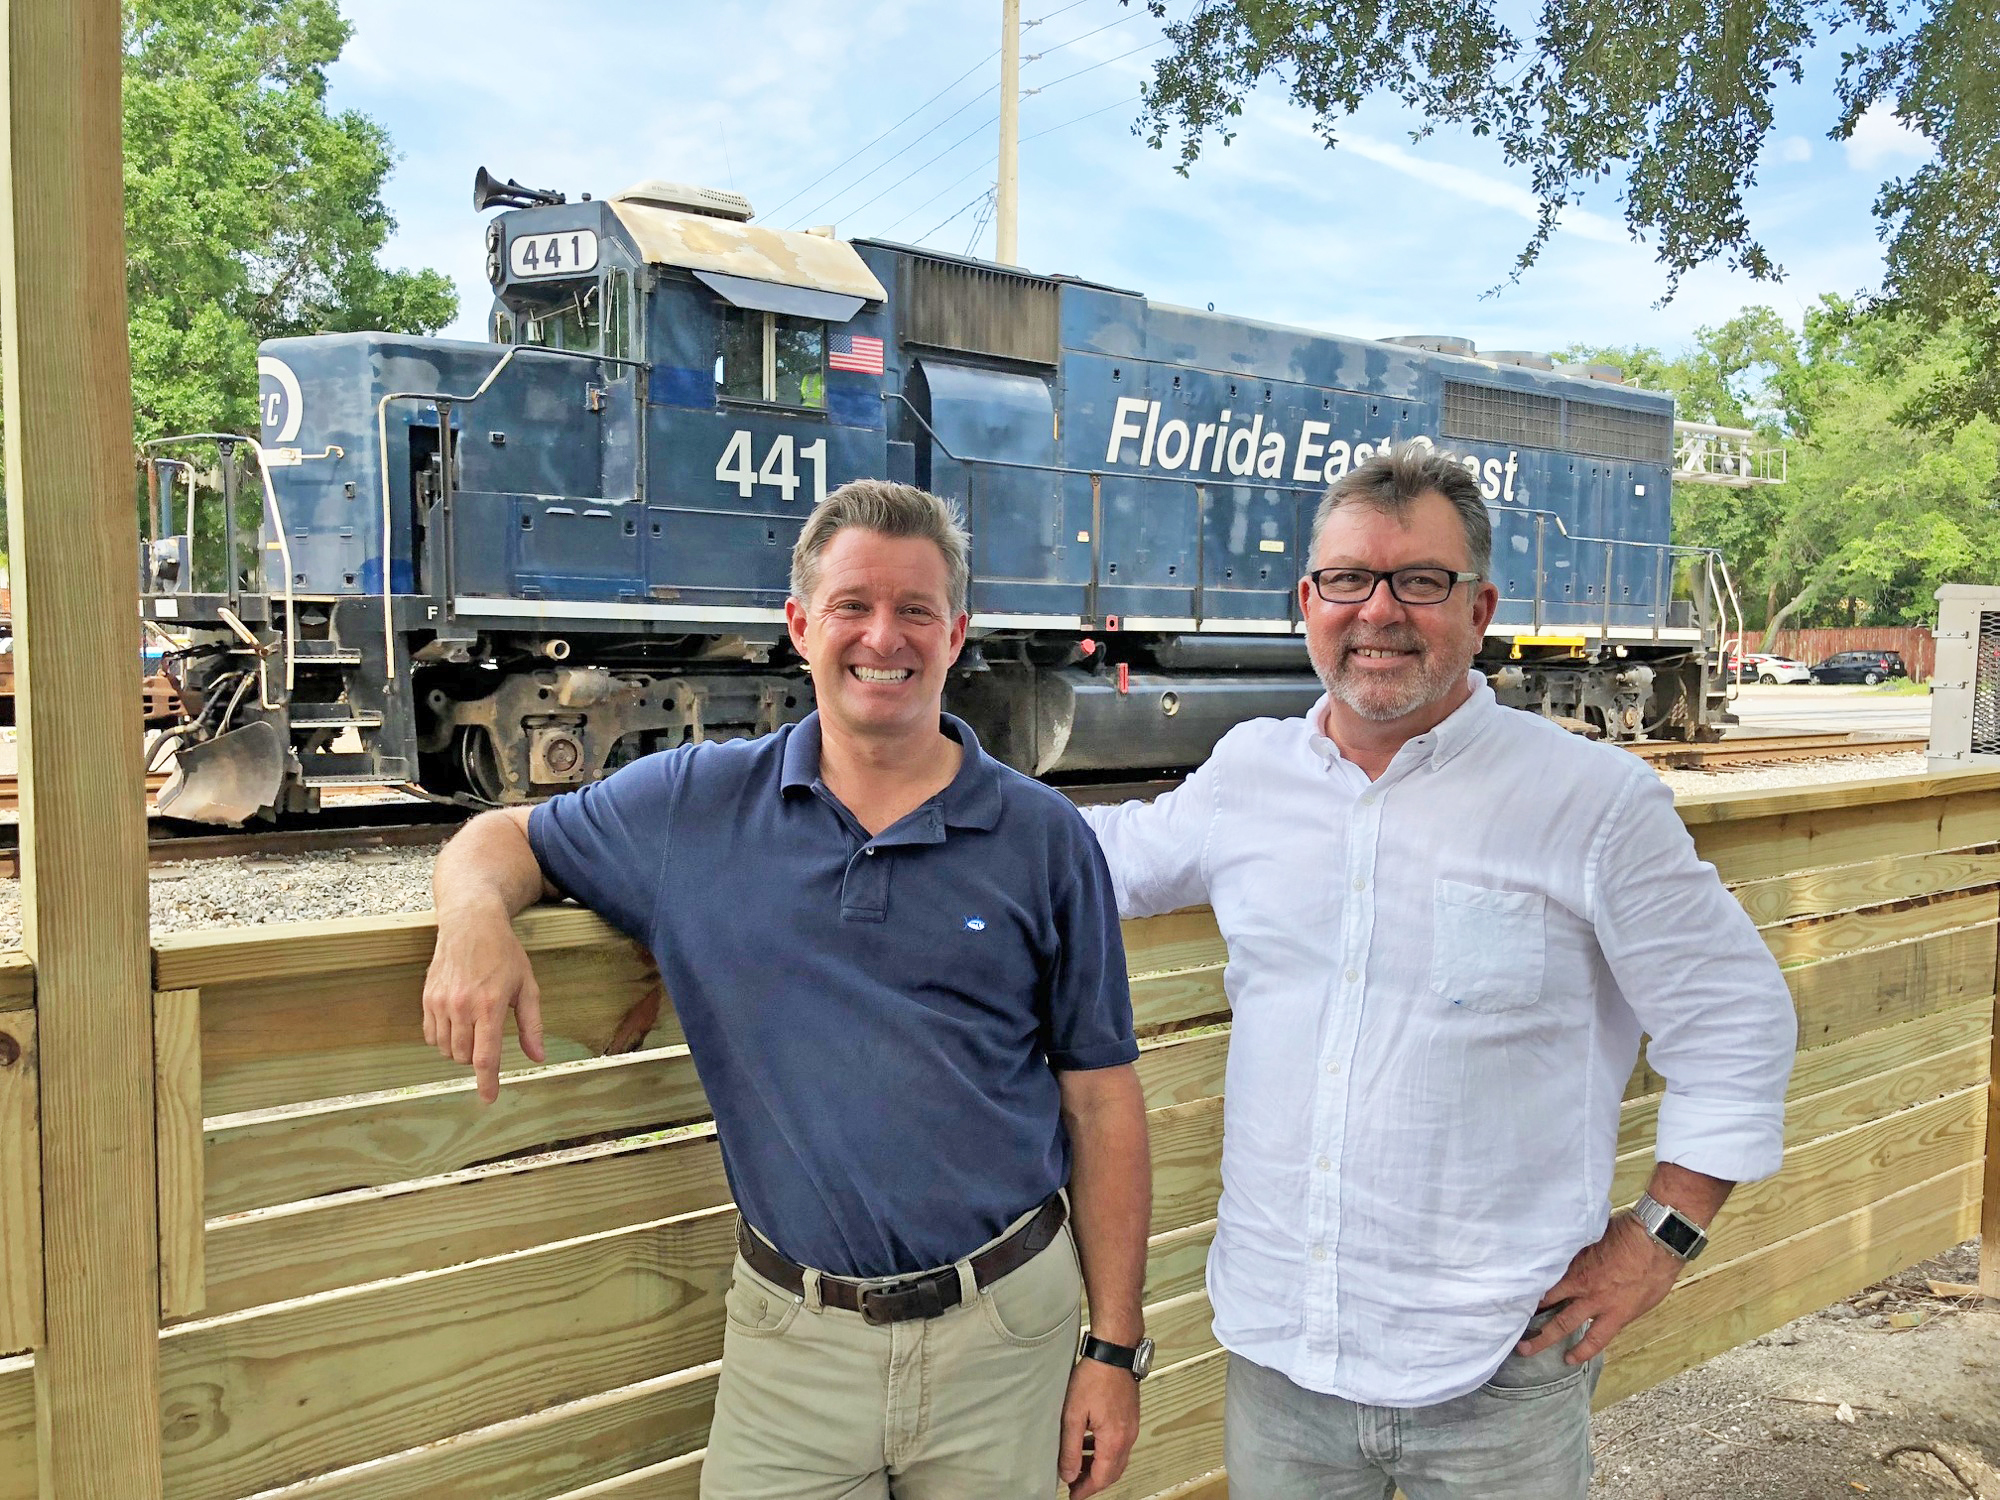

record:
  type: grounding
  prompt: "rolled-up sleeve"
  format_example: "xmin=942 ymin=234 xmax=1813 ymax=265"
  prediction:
xmin=1589 ymin=773 xmax=1796 ymax=1182
xmin=527 ymin=751 xmax=681 ymax=941
xmin=1042 ymin=816 xmax=1140 ymax=1072
xmin=1076 ymin=756 xmax=1219 ymax=919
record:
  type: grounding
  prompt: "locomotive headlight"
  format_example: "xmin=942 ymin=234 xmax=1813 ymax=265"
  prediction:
xmin=485 ymin=250 xmax=502 ymax=286
xmin=485 ymin=221 xmax=501 ymax=254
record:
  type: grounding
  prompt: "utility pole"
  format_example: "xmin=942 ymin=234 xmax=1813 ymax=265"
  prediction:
xmin=997 ymin=0 xmax=1020 ymax=265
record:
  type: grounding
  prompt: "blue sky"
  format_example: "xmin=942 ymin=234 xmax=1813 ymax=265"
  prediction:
xmin=327 ymin=0 xmax=1933 ymax=359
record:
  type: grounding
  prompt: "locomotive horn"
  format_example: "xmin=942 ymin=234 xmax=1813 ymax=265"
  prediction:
xmin=473 ymin=165 xmax=567 ymax=213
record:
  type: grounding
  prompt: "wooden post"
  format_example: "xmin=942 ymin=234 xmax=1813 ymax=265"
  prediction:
xmin=0 ymin=0 xmax=164 ymax=1492
xmin=1984 ymin=946 xmax=2000 ymax=1300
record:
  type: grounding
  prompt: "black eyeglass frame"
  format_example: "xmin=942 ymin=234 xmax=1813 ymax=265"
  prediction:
xmin=1306 ymin=566 xmax=1484 ymax=606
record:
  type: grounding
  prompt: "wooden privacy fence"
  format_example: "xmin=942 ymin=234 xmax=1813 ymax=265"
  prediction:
xmin=0 ymin=770 xmax=1997 ymax=1499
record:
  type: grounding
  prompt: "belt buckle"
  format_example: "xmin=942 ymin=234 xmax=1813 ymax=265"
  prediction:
xmin=860 ymin=1272 xmax=950 ymax=1326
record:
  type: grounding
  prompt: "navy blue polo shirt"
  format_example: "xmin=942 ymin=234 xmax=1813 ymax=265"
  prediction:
xmin=527 ymin=712 xmax=1137 ymax=1278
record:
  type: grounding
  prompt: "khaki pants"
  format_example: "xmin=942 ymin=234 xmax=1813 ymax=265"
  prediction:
xmin=701 ymin=1212 xmax=1083 ymax=1499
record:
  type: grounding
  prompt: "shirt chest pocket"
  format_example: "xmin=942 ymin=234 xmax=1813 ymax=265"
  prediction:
xmin=1430 ymin=879 xmax=1547 ymax=1013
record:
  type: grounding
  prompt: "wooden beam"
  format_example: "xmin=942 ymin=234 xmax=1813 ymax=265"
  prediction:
xmin=0 ymin=1354 xmax=35 ymax=1500
xmin=153 ymin=990 xmax=203 ymax=1319
xmin=1983 ymin=916 xmax=2000 ymax=1301
xmin=1675 ymin=767 xmax=2000 ymax=827
xmin=1731 ymin=842 xmax=2000 ymax=927
xmin=0 ymin=954 xmax=33 ymax=1013
xmin=0 ymin=0 xmax=162 ymax=1490
xmin=0 ymin=1012 xmax=40 ymax=1355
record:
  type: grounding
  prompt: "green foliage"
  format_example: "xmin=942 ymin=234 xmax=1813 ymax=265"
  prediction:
xmin=1137 ymin=2 xmax=2000 ymax=420
xmin=122 ymin=0 xmax=456 ymax=442
xmin=1580 ymin=300 xmax=2000 ymax=634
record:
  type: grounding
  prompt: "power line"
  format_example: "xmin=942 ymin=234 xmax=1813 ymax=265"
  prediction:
xmin=1022 ymin=91 xmax=1138 ymax=142
xmin=835 ymin=108 xmax=1002 ymax=225
xmin=1022 ymin=36 xmax=1166 ymax=98
xmin=785 ymin=85 xmax=999 ymax=230
xmin=915 ymin=186 xmax=997 ymax=246
xmin=963 ymin=189 xmax=1000 ymax=255
xmin=1024 ymin=5 xmax=1143 ymax=64
xmin=761 ymin=0 xmax=1114 ymax=228
xmin=903 ymin=94 xmax=1139 ymax=245
xmin=758 ymin=52 xmax=994 ymax=225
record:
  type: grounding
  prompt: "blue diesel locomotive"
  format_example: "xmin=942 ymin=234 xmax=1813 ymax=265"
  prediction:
xmin=140 ymin=170 xmax=1731 ymax=822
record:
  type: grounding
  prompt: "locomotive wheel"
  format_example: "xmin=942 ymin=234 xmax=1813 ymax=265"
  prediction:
xmin=457 ymin=725 xmax=507 ymax=805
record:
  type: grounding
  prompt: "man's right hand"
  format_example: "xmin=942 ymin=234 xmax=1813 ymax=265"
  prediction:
xmin=423 ymin=901 xmax=547 ymax=1103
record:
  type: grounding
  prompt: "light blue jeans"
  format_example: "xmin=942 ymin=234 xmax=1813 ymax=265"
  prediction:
xmin=1224 ymin=1315 xmax=1603 ymax=1500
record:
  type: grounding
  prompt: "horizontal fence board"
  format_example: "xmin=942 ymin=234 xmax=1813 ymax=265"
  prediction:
xmin=1150 ymin=1096 xmax=1224 ymax=1237
xmin=1146 ymin=1219 xmax=1217 ymax=1306
xmin=1612 ymin=1080 xmax=1983 ymax=1213
xmin=1123 ymin=910 xmax=1228 ymax=978
xmin=1677 ymin=768 xmax=2000 ymax=832
xmin=1732 ymin=843 xmax=2000 ymax=927
xmin=160 ymin=1208 xmax=734 ymax=1500
xmin=0 ymin=954 xmax=31 ymax=1013
xmin=1132 ymin=967 xmax=1229 ymax=1038
xmin=1761 ymin=887 xmax=1999 ymax=968
xmin=0 ymin=1355 xmax=32 ymax=1500
xmin=1787 ymin=922 xmax=1995 ymax=1049
xmin=1136 ymin=1030 xmax=1229 ymax=1110
xmin=1617 ymin=1002 xmax=1993 ymax=1158
xmin=551 ymin=1452 xmax=704 ymax=1499
xmin=1147 ymin=1287 xmax=1221 ymax=1371
xmin=152 ymin=906 xmax=627 ymax=990
xmin=196 ymin=948 xmax=670 ymax=1117
xmin=0 ymin=1013 xmax=41 ymax=1355
xmin=1152 ymin=1472 xmax=1228 ymax=1500
xmin=1099 ymin=1348 xmax=1228 ymax=1500
xmin=266 ymin=1362 xmax=720 ymax=1500
xmin=1686 ymin=782 xmax=2000 ymax=886
xmin=203 ymin=1129 xmax=729 ymax=1321
xmin=1596 ymin=1160 xmax=1983 ymax=1408
xmin=205 ymin=1046 xmax=710 ymax=1217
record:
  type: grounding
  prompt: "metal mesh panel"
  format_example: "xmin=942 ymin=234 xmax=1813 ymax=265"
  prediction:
xmin=1972 ymin=611 xmax=2000 ymax=755
xmin=902 ymin=257 xmax=1059 ymax=366
xmin=1564 ymin=400 xmax=1674 ymax=463
xmin=1441 ymin=382 xmax=1562 ymax=448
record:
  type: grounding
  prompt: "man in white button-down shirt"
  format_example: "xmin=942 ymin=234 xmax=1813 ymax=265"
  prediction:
xmin=1081 ymin=444 xmax=1796 ymax=1498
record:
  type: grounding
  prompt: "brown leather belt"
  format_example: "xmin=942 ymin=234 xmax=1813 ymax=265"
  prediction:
xmin=736 ymin=1195 xmax=1068 ymax=1326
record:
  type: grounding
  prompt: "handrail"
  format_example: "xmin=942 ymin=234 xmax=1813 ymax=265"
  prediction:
xmin=373 ymin=344 xmax=648 ymax=680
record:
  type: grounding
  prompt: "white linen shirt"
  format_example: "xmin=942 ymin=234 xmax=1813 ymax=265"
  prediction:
xmin=1080 ymin=677 xmax=1796 ymax=1407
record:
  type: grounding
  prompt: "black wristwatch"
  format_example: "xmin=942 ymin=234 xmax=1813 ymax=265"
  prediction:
xmin=1080 ymin=1332 xmax=1155 ymax=1381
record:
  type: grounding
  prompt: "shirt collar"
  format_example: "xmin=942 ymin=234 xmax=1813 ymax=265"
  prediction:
xmin=1305 ymin=671 xmax=1498 ymax=772
xmin=778 ymin=711 xmax=1003 ymax=832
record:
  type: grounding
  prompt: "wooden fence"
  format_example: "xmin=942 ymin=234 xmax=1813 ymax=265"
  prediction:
xmin=1741 ymin=626 xmax=1937 ymax=682
xmin=1 ymin=768 xmax=1997 ymax=1498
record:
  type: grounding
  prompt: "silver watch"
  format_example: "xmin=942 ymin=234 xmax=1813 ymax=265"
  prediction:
xmin=1632 ymin=1191 xmax=1708 ymax=1261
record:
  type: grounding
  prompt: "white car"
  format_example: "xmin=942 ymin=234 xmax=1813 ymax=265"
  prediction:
xmin=1752 ymin=656 xmax=1812 ymax=684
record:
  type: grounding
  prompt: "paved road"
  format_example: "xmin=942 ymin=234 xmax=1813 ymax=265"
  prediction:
xmin=1724 ymin=683 xmax=1933 ymax=738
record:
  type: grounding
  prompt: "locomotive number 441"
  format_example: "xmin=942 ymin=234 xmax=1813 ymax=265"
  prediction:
xmin=715 ymin=430 xmax=828 ymax=504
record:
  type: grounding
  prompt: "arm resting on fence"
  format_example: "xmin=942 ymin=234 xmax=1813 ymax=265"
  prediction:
xmin=425 ymin=808 xmax=560 ymax=1102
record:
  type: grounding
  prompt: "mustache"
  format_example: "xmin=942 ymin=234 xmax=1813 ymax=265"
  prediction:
xmin=1339 ymin=629 xmax=1425 ymax=654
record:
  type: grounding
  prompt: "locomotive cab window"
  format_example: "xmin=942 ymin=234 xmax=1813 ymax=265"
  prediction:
xmin=519 ymin=281 xmax=601 ymax=352
xmin=716 ymin=307 xmax=825 ymax=409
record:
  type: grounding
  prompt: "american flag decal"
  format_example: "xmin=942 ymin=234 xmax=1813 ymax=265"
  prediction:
xmin=829 ymin=332 xmax=885 ymax=375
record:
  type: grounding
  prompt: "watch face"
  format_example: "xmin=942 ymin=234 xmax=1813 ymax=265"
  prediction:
xmin=1132 ymin=1337 xmax=1155 ymax=1380
xmin=1655 ymin=1213 xmax=1703 ymax=1257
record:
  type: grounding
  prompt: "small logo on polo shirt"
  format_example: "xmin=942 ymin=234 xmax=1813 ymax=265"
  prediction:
xmin=963 ymin=916 xmax=987 ymax=932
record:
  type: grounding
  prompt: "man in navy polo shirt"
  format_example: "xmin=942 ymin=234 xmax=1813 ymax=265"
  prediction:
xmin=423 ymin=480 xmax=1153 ymax=1498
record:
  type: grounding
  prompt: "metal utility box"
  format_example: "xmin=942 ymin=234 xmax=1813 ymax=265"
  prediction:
xmin=1926 ymin=584 xmax=2000 ymax=765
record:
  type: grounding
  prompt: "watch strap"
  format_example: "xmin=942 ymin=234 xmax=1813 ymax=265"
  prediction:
xmin=1632 ymin=1191 xmax=1708 ymax=1261
xmin=1079 ymin=1334 xmax=1137 ymax=1369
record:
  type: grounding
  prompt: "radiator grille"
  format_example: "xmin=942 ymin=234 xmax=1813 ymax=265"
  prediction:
xmin=1565 ymin=399 xmax=1675 ymax=463
xmin=902 ymin=257 xmax=1059 ymax=366
xmin=1973 ymin=611 xmax=2000 ymax=755
xmin=1441 ymin=382 xmax=1562 ymax=449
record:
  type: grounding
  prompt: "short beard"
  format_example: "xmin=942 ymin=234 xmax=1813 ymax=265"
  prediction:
xmin=1308 ymin=631 xmax=1469 ymax=723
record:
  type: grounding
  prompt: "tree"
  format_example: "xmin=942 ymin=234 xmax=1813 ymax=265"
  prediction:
xmin=1568 ymin=300 xmax=2000 ymax=641
xmin=1136 ymin=1 xmax=2000 ymax=421
xmin=121 ymin=0 xmax=457 ymax=443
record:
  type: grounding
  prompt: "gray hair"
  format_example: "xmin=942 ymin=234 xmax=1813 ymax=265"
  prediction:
xmin=790 ymin=479 xmax=972 ymax=617
xmin=1308 ymin=441 xmax=1493 ymax=580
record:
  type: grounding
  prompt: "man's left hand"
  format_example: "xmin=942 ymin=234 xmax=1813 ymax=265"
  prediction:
xmin=1059 ymin=1356 xmax=1139 ymax=1497
xmin=1516 ymin=1210 xmax=1683 ymax=1364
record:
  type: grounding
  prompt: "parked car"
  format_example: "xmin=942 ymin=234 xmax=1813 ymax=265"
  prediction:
xmin=1809 ymin=650 xmax=1909 ymax=685
xmin=1752 ymin=656 xmax=1813 ymax=684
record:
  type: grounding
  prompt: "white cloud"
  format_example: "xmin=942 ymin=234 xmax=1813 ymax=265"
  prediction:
xmin=1775 ymin=135 xmax=1812 ymax=165
xmin=1843 ymin=102 xmax=1930 ymax=173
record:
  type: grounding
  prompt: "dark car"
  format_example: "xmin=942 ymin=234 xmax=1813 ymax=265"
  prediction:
xmin=1809 ymin=649 xmax=1909 ymax=685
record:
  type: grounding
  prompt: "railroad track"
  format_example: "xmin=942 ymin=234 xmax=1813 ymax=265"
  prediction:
xmin=1625 ymin=733 xmax=1928 ymax=768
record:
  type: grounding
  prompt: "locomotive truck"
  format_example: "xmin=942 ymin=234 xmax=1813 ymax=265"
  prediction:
xmin=139 ymin=169 xmax=1736 ymax=823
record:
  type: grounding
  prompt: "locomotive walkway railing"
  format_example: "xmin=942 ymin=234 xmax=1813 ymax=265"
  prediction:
xmin=887 ymin=392 xmax=1725 ymax=645
xmin=2 ymin=768 xmax=1997 ymax=1498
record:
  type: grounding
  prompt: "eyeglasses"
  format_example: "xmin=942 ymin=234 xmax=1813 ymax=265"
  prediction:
xmin=1308 ymin=566 xmax=1482 ymax=607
